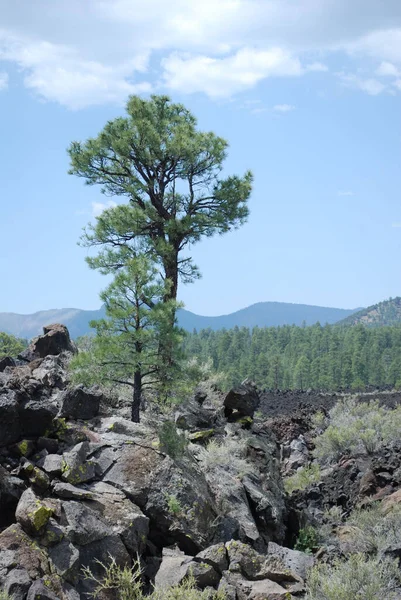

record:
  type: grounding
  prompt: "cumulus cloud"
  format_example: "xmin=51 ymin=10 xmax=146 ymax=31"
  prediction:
xmin=376 ymin=61 xmax=400 ymax=77
xmin=92 ymin=200 xmax=118 ymax=217
xmin=162 ymin=48 xmax=302 ymax=97
xmin=0 ymin=0 xmax=400 ymax=107
xmin=273 ymin=104 xmax=295 ymax=112
xmin=0 ymin=71 xmax=8 ymax=90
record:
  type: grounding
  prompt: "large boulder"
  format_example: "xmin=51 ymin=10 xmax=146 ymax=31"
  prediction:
xmin=0 ymin=524 xmax=51 ymax=582
xmin=224 ymin=381 xmax=260 ymax=418
xmin=2 ymin=568 xmax=32 ymax=600
xmin=86 ymin=481 xmax=149 ymax=555
xmin=61 ymin=500 xmax=112 ymax=546
xmin=0 ymin=357 xmax=15 ymax=373
xmin=19 ymin=324 xmax=76 ymax=362
xmin=58 ymin=385 xmax=101 ymax=420
xmin=175 ymin=383 xmax=225 ymax=432
xmin=0 ymin=466 xmax=24 ymax=528
xmin=18 ymin=397 xmax=58 ymax=438
xmin=15 ymin=488 xmax=53 ymax=536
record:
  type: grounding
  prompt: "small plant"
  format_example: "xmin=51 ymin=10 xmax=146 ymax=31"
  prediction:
xmin=200 ymin=438 xmax=254 ymax=477
xmin=284 ymin=464 xmax=321 ymax=494
xmin=306 ymin=553 xmax=401 ymax=600
xmin=158 ymin=421 xmax=187 ymax=459
xmin=345 ymin=502 xmax=401 ymax=555
xmin=165 ymin=494 xmax=182 ymax=516
xmin=294 ymin=526 xmax=319 ymax=553
xmin=0 ymin=592 xmax=14 ymax=600
xmin=313 ymin=398 xmax=401 ymax=464
xmin=83 ymin=557 xmax=226 ymax=599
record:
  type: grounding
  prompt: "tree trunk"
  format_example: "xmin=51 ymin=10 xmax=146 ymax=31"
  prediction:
xmin=132 ymin=370 xmax=142 ymax=423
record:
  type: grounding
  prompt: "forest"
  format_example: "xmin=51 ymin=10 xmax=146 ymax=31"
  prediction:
xmin=183 ymin=322 xmax=401 ymax=391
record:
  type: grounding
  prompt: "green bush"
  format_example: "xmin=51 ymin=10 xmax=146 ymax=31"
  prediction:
xmin=306 ymin=553 xmax=401 ymax=600
xmin=284 ymin=464 xmax=321 ymax=494
xmin=84 ymin=557 xmax=226 ymax=600
xmin=0 ymin=331 xmax=27 ymax=359
xmin=294 ymin=526 xmax=319 ymax=553
xmin=158 ymin=421 xmax=187 ymax=459
xmin=200 ymin=438 xmax=254 ymax=477
xmin=0 ymin=592 xmax=13 ymax=600
xmin=345 ymin=503 xmax=401 ymax=554
xmin=313 ymin=398 xmax=401 ymax=463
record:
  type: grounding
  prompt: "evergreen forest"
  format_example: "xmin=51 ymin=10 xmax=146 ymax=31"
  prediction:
xmin=183 ymin=323 xmax=401 ymax=390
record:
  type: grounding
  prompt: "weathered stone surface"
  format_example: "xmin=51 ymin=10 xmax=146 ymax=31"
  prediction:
xmin=78 ymin=535 xmax=130 ymax=597
xmin=32 ymin=355 xmax=69 ymax=389
xmin=86 ymin=481 xmax=149 ymax=554
xmin=0 ymin=524 xmax=50 ymax=581
xmin=61 ymin=500 xmax=111 ymax=546
xmin=146 ymin=456 xmax=217 ymax=553
xmin=224 ymin=381 xmax=260 ymax=418
xmin=49 ymin=539 xmax=80 ymax=584
xmin=0 ymin=465 xmax=24 ymax=528
xmin=103 ymin=444 xmax=164 ymax=507
xmin=90 ymin=446 xmax=117 ymax=478
xmin=37 ymin=437 xmax=59 ymax=454
xmin=58 ymin=385 xmax=101 ymax=420
xmin=15 ymin=489 xmax=53 ymax=536
xmin=0 ymin=390 xmax=21 ymax=446
xmin=27 ymin=579 xmax=61 ymax=600
xmin=268 ymin=542 xmax=314 ymax=581
xmin=196 ymin=542 xmax=229 ymax=573
xmin=3 ymin=568 xmax=32 ymax=600
xmin=37 ymin=454 xmax=64 ymax=477
xmin=154 ymin=551 xmax=191 ymax=589
xmin=53 ymin=482 xmax=94 ymax=501
xmin=61 ymin=442 xmax=96 ymax=485
xmin=21 ymin=324 xmax=76 ymax=361
xmin=41 ymin=518 xmax=65 ymax=547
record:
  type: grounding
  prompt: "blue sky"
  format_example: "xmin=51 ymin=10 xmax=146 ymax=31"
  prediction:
xmin=0 ymin=0 xmax=400 ymax=315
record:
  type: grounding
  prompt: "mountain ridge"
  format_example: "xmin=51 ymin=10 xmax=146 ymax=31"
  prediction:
xmin=0 ymin=301 xmax=361 ymax=340
xmin=337 ymin=296 xmax=401 ymax=327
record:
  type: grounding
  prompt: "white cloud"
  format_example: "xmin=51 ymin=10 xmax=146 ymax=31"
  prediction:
xmin=273 ymin=103 xmax=295 ymax=112
xmin=92 ymin=200 xmax=118 ymax=217
xmin=0 ymin=1 xmax=400 ymax=107
xmin=338 ymin=73 xmax=387 ymax=95
xmin=306 ymin=62 xmax=329 ymax=72
xmin=0 ymin=71 xmax=8 ymax=90
xmin=162 ymin=48 xmax=303 ymax=97
xmin=338 ymin=191 xmax=354 ymax=196
xmin=376 ymin=61 xmax=400 ymax=77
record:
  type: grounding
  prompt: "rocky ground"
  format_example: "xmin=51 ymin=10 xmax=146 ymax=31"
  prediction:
xmin=1 ymin=324 xmax=401 ymax=599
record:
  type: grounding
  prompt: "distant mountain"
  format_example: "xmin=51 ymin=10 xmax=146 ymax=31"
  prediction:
xmin=337 ymin=297 xmax=401 ymax=327
xmin=0 ymin=302 xmax=361 ymax=340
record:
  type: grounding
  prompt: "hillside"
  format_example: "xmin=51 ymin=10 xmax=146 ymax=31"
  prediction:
xmin=0 ymin=301 xmax=361 ymax=339
xmin=337 ymin=297 xmax=401 ymax=327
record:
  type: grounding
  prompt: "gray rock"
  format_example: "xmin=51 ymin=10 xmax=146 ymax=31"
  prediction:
xmin=61 ymin=442 xmax=96 ymax=485
xmin=38 ymin=454 xmax=63 ymax=477
xmin=32 ymin=355 xmax=69 ymax=389
xmin=78 ymin=535 xmax=130 ymax=597
xmin=103 ymin=444 xmax=164 ymax=507
xmin=62 ymin=500 xmax=111 ymax=545
xmin=41 ymin=518 xmax=65 ymax=547
xmin=37 ymin=437 xmax=59 ymax=454
xmin=154 ymin=553 xmax=191 ymax=589
xmin=27 ymin=579 xmax=60 ymax=600
xmin=0 ymin=391 xmax=21 ymax=446
xmin=196 ymin=543 xmax=229 ymax=573
xmin=146 ymin=456 xmax=217 ymax=554
xmin=22 ymin=324 xmax=76 ymax=361
xmin=3 ymin=568 xmax=32 ymax=600
xmin=53 ymin=482 xmax=94 ymax=500
xmin=0 ymin=524 xmax=50 ymax=581
xmin=86 ymin=481 xmax=149 ymax=554
xmin=268 ymin=541 xmax=314 ymax=581
xmin=90 ymin=446 xmax=116 ymax=478
xmin=49 ymin=539 xmax=80 ymax=584
xmin=58 ymin=385 xmax=101 ymax=420
xmin=15 ymin=488 xmax=53 ymax=536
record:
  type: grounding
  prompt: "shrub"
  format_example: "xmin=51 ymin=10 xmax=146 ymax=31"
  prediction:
xmin=313 ymin=398 xmax=401 ymax=464
xmin=158 ymin=421 xmax=187 ymax=459
xmin=199 ymin=438 xmax=254 ymax=477
xmin=84 ymin=557 xmax=226 ymax=600
xmin=0 ymin=592 xmax=14 ymax=600
xmin=294 ymin=526 xmax=319 ymax=553
xmin=306 ymin=554 xmax=401 ymax=600
xmin=284 ymin=464 xmax=321 ymax=494
xmin=345 ymin=503 xmax=401 ymax=555
xmin=165 ymin=494 xmax=182 ymax=516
